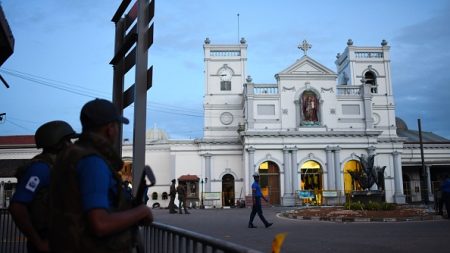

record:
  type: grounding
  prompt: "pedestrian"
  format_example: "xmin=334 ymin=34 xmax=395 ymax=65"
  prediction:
xmin=177 ymin=181 xmax=190 ymax=214
xmin=248 ymin=172 xmax=273 ymax=228
xmin=9 ymin=120 xmax=78 ymax=253
xmin=169 ymin=179 xmax=177 ymax=214
xmin=49 ymin=98 xmax=153 ymax=253
xmin=441 ymin=174 xmax=450 ymax=219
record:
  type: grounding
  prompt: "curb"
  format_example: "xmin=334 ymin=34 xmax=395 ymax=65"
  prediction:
xmin=279 ymin=213 xmax=445 ymax=223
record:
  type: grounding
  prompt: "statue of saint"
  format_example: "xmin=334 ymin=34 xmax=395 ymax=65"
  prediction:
xmin=302 ymin=92 xmax=319 ymax=122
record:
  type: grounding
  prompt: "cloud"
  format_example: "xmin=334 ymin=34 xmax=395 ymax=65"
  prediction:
xmin=392 ymin=4 xmax=450 ymax=138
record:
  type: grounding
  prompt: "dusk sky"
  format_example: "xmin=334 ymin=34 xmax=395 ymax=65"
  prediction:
xmin=1 ymin=0 xmax=449 ymax=140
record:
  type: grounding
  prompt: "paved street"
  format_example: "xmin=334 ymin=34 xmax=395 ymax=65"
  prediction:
xmin=153 ymin=207 xmax=450 ymax=253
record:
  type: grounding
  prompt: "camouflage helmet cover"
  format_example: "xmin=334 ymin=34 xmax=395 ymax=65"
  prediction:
xmin=35 ymin=120 xmax=77 ymax=149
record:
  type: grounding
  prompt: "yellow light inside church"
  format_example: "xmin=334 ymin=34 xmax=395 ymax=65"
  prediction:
xmin=259 ymin=161 xmax=268 ymax=170
xmin=301 ymin=160 xmax=320 ymax=169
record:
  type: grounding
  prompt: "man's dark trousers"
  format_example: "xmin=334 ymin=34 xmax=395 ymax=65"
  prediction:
xmin=249 ymin=197 xmax=269 ymax=226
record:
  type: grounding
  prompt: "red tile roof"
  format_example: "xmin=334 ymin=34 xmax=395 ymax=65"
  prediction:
xmin=178 ymin=174 xmax=199 ymax=181
xmin=0 ymin=135 xmax=35 ymax=146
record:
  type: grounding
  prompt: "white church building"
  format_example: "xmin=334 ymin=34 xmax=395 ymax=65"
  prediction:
xmin=120 ymin=38 xmax=450 ymax=208
xmin=1 ymin=39 xmax=450 ymax=209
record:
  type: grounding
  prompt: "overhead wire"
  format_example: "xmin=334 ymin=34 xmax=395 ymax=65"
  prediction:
xmin=0 ymin=67 xmax=207 ymax=118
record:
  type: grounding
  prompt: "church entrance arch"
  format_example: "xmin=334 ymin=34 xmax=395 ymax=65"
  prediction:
xmin=258 ymin=161 xmax=280 ymax=205
xmin=343 ymin=160 xmax=363 ymax=193
xmin=222 ymin=174 xmax=235 ymax=207
xmin=300 ymin=160 xmax=323 ymax=205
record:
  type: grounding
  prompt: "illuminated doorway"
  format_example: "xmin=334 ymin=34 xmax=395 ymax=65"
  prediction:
xmin=222 ymin=174 xmax=235 ymax=207
xmin=343 ymin=160 xmax=363 ymax=194
xmin=258 ymin=161 xmax=280 ymax=205
xmin=300 ymin=160 xmax=323 ymax=205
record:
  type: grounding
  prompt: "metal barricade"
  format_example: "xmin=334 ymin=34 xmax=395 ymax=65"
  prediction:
xmin=142 ymin=222 xmax=262 ymax=253
xmin=0 ymin=209 xmax=27 ymax=253
xmin=1 ymin=211 xmax=262 ymax=253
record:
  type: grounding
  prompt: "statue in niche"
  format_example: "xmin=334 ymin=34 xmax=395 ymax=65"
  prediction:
xmin=301 ymin=91 xmax=319 ymax=125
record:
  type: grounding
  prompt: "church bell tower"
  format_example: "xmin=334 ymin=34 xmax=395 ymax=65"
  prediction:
xmin=203 ymin=38 xmax=247 ymax=140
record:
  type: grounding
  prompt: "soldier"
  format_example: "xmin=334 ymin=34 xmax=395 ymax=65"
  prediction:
xmin=9 ymin=120 xmax=78 ymax=253
xmin=176 ymin=181 xmax=190 ymax=214
xmin=168 ymin=179 xmax=177 ymax=214
xmin=49 ymin=98 xmax=153 ymax=253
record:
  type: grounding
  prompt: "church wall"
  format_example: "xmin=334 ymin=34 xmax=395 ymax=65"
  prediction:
xmin=209 ymin=153 xmax=244 ymax=207
xmin=250 ymin=92 xmax=281 ymax=130
xmin=0 ymin=148 xmax=38 ymax=160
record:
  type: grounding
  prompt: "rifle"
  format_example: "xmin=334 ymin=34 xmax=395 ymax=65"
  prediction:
xmin=133 ymin=165 xmax=156 ymax=253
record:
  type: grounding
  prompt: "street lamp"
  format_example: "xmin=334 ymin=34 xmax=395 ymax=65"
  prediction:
xmin=200 ymin=177 xmax=208 ymax=209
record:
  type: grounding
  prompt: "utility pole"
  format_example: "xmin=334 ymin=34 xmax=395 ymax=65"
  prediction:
xmin=418 ymin=118 xmax=429 ymax=205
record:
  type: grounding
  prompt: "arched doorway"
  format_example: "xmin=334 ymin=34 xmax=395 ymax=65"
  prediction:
xmin=343 ymin=160 xmax=363 ymax=193
xmin=258 ymin=161 xmax=280 ymax=205
xmin=222 ymin=174 xmax=235 ymax=207
xmin=300 ymin=160 xmax=323 ymax=205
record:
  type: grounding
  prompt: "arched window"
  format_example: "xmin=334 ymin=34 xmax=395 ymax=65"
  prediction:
xmin=364 ymin=71 xmax=377 ymax=93
xmin=343 ymin=160 xmax=363 ymax=193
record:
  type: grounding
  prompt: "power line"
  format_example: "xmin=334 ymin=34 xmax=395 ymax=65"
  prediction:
xmin=5 ymin=118 xmax=34 ymax=132
xmin=0 ymin=67 xmax=205 ymax=117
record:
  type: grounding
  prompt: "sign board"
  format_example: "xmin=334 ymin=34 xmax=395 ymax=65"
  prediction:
xmin=322 ymin=190 xmax=338 ymax=197
xmin=204 ymin=192 xmax=221 ymax=200
xmin=297 ymin=190 xmax=314 ymax=199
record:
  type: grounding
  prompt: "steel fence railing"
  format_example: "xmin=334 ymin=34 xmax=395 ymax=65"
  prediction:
xmin=142 ymin=222 xmax=262 ymax=253
xmin=1 ymin=211 xmax=262 ymax=253
xmin=0 ymin=209 xmax=27 ymax=253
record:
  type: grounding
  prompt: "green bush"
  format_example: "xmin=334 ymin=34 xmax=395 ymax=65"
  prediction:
xmin=381 ymin=202 xmax=396 ymax=210
xmin=345 ymin=201 xmax=364 ymax=210
xmin=365 ymin=201 xmax=381 ymax=210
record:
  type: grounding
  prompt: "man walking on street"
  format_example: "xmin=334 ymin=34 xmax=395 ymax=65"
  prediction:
xmin=169 ymin=179 xmax=177 ymax=214
xmin=177 ymin=181 xmax=190 ymax=214
xmin=248 ymin=172 xmax=273 ymax=228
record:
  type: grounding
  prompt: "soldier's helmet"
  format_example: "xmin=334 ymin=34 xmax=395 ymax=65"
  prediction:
xmin=35 ymin=120 xmax=78 ymax=149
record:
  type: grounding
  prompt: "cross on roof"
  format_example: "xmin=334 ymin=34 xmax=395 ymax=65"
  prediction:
xmin=298 ymin=40 xmax=312 ymax=56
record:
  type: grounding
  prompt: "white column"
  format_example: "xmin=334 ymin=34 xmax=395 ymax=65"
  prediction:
xmin=283 ymin=148 xmax=291 ymax=193
xmin=282 ymin=148 xmax=295 ymax=206
xmin=334 ymin=147 xmax=342 ymax=193
xmin=426 ymin=165 xmax=434 ymax=201
xmin=204 ymin=153 xmax=212 ymax=192
xmin=247 ymin=147 xmax=255 ymax=194
xmin=294 ymin=100 xmax=300 ymax=127
xmin=291 ymin=148 xmax=299 ymax=193
xmin=393 ymin=151 xmax=406 ymax=203
xmin=326 ymin=146 xmax=335 ymax=190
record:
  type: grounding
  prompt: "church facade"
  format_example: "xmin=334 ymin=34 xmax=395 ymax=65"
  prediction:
xmin=122 ymin=38 xmax=443 ymax=208
xmin=2 ymin=39 xmax=450 ymax=209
